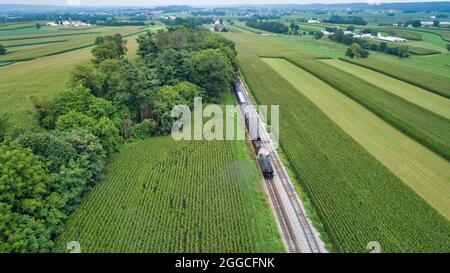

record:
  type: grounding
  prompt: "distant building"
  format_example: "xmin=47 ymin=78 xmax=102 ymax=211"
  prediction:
xmin=213 ymin=19 xmax=228 ymax=32
xmin=307 ymin=20 xmax=320 ymax=24
xmin=421 ymin=21 xmax=434 ymax=27
xmin=377 ymin=33 xmax=407 ymax=42
xmin=47 ymin=20 xmax=91 ymax=27
xmin=353 ymin=33 xmax=374 ymax=39
xmin=321 ymin=30 xmax=333 ymax=36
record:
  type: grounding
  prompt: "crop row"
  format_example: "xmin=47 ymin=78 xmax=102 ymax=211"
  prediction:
xmin=284 ymin=57 xmax=450 ymax=161
xmin=55 ymin=137 xmax=282 ymax=252
xmin=340 ymin=57 xmax=450 ymax=99
xmin=237 ymin=50 xmax=450 ymax=252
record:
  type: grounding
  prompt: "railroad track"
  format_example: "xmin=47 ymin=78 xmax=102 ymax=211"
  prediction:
xmin=270 ymin=152 xmax=322 ymax=253
xmin=264 ymin=177 xmax=300 ymax=253
xmin=235 ymin=78 xmax=325 ymax=253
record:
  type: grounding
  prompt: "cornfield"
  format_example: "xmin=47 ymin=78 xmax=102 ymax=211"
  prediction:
xmin=56 ymin=137 xmax=283 ymax=253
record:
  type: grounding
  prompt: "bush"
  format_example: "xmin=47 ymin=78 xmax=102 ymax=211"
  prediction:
xmin=0 ymin=44 xmax=6 ymax=55
xmin=314 ymin=32 xmax=324 ymax=39
xmin=360 ymin=49 xmax=370 ymax=58
xmin=132 ymin=119 xmax=157 ymax=138
xmin=16 ymin=131 xmax=77 ymax=173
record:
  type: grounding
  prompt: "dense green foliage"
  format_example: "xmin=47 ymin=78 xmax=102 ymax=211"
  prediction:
xmin=0 ymin=44 xmax=6 ymax=55
xmin=246 ymin=19 xmax=289 ymax=34
xmin=0 ymin=25 xmax=239 ymax=252
xmin=324 ymin=15 xmax=367 ymax=25
xmin=330 ymin=29 xmax=410 ymax=58
xmin=237 ymin=51 xmax=450 ymax=252
xmin=92 ymin=34 xmax=128 ymax=64
xmin=345 ymin=43 xmax=369 ymax=58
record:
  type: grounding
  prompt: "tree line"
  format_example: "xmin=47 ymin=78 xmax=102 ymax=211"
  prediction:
xmin=245 ymin=19 xmax=289 ymax=34
xmin=0 ymin=24 xmax=238 ymax=252
xmin=329 ymin=29 xmax=409 ymax=58
xmin=324 ymin=15 xmax=367 ymax=25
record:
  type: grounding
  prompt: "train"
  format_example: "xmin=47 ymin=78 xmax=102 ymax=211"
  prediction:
xmin=235 ymin=82 xmax=275 ymax=179
xmin=258 ymin=148 xmax=275 ymax=178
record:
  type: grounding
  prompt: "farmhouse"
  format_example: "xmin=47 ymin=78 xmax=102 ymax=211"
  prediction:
xmin=421 ymin=21 xmax=434 ymax=27
xmin=353 ymin=33 xmax=374 ymax=39
xmin=307 ymin=19 xmax=320 ymax=23
xmin=213 ymin=19 xmax=229 ymax=32
xmin=376 ymin=33 xmax=407 ymax=42
xmin=47 ymin=20 xmax=91 ymax=27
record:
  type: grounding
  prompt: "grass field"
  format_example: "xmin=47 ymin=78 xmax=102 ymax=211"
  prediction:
xmin=220 ymin=34 xmax=450 ymax=161
xmin=0 ymin=26 xmax=145 ymax=62
xmin=230 ymin=36 xmax=450 ymax=251
xmin=253 ymin=30 xmax=450 ymax=76
xmin=263 ymin=57 xmax=450 ymax=219
xmin=321 ymin=59 xmax=450 ymax=119
xmin=342 ymin=57 xmax=450 ymax=98
xmin=55 ymin=126 xmax=283 ymax=252
xmin=0 ymin=36 xmax=141 ymax=132
xmin=284 ymin=57 xmax=450 ymax=161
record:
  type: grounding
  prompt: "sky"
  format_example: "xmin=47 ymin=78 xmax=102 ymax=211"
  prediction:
xmin=0 ymin=0 xmax=448 ymax=7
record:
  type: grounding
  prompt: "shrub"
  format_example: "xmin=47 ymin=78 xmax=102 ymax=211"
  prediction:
xmin=132 ymin=119 xmax=157 ymax=139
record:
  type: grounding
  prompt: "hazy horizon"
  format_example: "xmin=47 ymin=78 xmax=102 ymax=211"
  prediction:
xmin=0 ymin=0 xmax=449 ymax=7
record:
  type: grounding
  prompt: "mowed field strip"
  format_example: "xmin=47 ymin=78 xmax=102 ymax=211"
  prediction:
xmin=262 ymin=58 xmax=450 ymax=219
xmin=320 ymin=59 xmax=450 ymax=120
xmin=0 ymin=36 xmax=141 ymax=130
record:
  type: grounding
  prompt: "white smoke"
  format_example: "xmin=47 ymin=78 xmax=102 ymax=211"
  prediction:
xmin=66 ymin=0 xmax=81 ymax=6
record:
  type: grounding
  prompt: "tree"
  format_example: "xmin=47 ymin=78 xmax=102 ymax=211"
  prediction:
xmin=345 ymin=47 xmax=355 ymax=58
xmin=0 ymin=139 xmax=49 ymax=215
xmin=379 ymin=42 xmax=388 ymax=52
xmin=433 ymin=20 xmax=440 ymax=27
xmin=91 ymin=34 xmax=127 ymax=64
xmin=36 ymin=23 xmax=41 ymax=29
xmin=186 ymin=48 xmax=233 ymax=102
xmin=446 ymin=44 xmax=450 ymax=53
xmin=0 ymin=44 xmax=6 ymax=55
xmin=346 ymin=43 xmax=362 ymax=58
xmin=360 ymin=49 xmax=370 ymax=58
xmin=117 ymin=60 xmax=160 ymax=120
xmin=37 ymin=86 xmax=116 ymax=129
xmin=137 ymin=31 xmax=159 ymax=60
xmin=132 ymin=119 xmax=157 ymax=138
xmin=396 ymin=46 xmax=409 ymax=58
xmin=16 ymin=131 xmax=77 ymax=173
xmin=314 ymin=31 xmax=324 ymax=39
xmin=346 ymin=25 xmax=355 ymax=31
xmin=332 ymin=29 xmax=344 ymax=43
xmin=71 ymin=59 xmax=122 ymax=100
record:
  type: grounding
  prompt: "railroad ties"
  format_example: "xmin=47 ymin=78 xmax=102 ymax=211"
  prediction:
xmin=270 ymin=153 xmax=321 ymax=253
xmin=235 ymin=79 xmax=325 ymax=254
